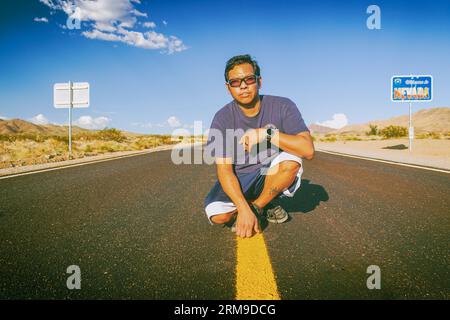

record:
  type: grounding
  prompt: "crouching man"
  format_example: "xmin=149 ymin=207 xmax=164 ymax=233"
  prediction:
xmin=204 ymin=54 xmax=314 ymax=238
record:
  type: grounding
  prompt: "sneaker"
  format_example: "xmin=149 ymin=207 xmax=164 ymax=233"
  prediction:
xmin=265 ymin=204 xmax=289 ymax=224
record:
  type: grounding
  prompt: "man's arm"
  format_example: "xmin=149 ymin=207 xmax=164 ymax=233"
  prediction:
xmin=216 ymin=158 xmax=260 ymax=238
xmin=239 ymin=130 xmax=315 ymax=160
xmin=270 ymin=131 xmax=315 ymax=160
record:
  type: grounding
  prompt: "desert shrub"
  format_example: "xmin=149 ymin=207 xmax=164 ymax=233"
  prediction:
xmin=366 ymin=124 xmax=378 ymax=136
xmin=0 ymin=134 xmax=14 ymax=142
xmin=343 ymin=135 xmax=362 ymax=141
xmin=46 ymin=138 xmax=67 ymax=152
xmin=379 ymin=125 xmax=408 ymax=139
xmin=52 ymin=135 xmax=69 ymax=143
xmin=1 ymin=134 xmax=66 ymax=143
xmin=95 ymin=128 xmax=126 ymax=142
xmin=74 ymin=132 xmax=97 ymax=141
xmin=416 ymin=132 xmax=441 ymax=139
xmin=99 ymin=143 xmax=116 ymax=153
xmin=35 ymin=134 xmax=46 ymax=142
xmin=84 ymin=144 xmax=94 ymax=153
xmin=426 ymin=132 xmax=441 ymax=139
xmin=133 ymin=137 xmax=160 ymax=150
xmin=160 ymin=135 xmax=177 ymax=145
xmin=14 ymin=133 xmax=39 ymax=141
xmin=320 ymin=136 xmax=337 ymax=142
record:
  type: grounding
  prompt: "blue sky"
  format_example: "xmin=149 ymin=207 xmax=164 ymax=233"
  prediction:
xmin=0 ymin=0 xmax=449 ymax=134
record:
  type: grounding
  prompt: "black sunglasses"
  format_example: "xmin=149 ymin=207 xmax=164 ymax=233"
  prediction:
xmin=227 ymin=74 xmax=259 ymax=88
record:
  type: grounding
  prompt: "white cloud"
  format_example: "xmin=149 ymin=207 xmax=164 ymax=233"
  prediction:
xmin=82 ymin=28 xmax=187 ymax=53
xmin=83 ymin=28 xmax=122 ymax=42
xmin=167 ymin=116 xmax=181 ymax=128
xmin=39 ymin=0 xmax=57 ymax=9
xmin=74 ymin=115 xmax=111 ymax=130
xmin=132 ymin=9 xmax=147 ymax=18
xmin=29 ymin=114 xmax=50 ymax=125
xmin=132 ymin=116 xmax=187 ymax=129
xmin=0 ymin=115 xmax=9 ymax=120
xmin=162 ymin=20 xmax=168 ymax=26
xmin=316 ymin=113 xmax=349 ymax=129
xmin=93 ymin=21 xmax=117 ymax=32
xmin=34 ymin=17 xmax=49 ymax=23
xmin=39 ymin=0 xmax=187 ymax=54
xmin=143 ymin=21 xmax=156 ymax=28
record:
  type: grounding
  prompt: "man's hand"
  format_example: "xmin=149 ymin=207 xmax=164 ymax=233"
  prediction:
xmin=239 ymin=128 xmax=267 ymax=153
xmin=235 ymin=205 xmax=261 ymax=238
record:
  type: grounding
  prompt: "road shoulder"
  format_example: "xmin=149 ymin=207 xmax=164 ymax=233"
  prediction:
xmin=315 ymin=139 xmax=450 ymax=171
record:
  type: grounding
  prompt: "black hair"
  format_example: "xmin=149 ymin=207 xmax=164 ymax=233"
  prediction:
xmin=224 ymin=54 xmax=261 ymax=82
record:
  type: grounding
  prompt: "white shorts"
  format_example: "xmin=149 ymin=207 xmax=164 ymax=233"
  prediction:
xmin=204 ymin=152 xmax=304 ymax=223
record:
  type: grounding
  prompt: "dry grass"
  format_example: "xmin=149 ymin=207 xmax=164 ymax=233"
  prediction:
xmin=314 ymin=131 xmax=450 ymax=143
xmin=416 ymin=132 xmax=444 ymax=140
xmin=316 ymin=133 xmax=365 ymax=142
xmin=0 ymin=130 xmax=207 ymax=169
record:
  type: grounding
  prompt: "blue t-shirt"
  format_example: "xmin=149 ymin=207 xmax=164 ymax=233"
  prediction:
xmin=206 ymin=95 xmax=309 ymax=174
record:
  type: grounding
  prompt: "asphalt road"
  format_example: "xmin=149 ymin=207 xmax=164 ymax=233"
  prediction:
xmin=0 ymin=146 xmax=449 ymax=299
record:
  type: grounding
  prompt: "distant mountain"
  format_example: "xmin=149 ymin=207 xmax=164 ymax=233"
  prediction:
xmin=0 ymin=118 xmax=94 ymax=136
xmin=308 ymin=123 xmax=336 ymax=134
xmin=0 ymin=119 xmax=47 ymax=135
xmin=0 ymin=118 xmax=157 ymax=137
xmin=2 ymin=107 xmax=448 ymax=137
xmin=334 ymin=107 xmax=450 ymax=134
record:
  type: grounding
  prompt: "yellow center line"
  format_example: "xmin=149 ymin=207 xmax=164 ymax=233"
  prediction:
xmin=235 ymin=233 xmax=281 ymax=300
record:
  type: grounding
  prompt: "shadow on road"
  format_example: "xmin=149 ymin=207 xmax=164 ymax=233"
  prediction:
xmin=220 ymin=179 xmax=328 ymax=232
xmin=278 ymin=179 xmax=329 ymax=214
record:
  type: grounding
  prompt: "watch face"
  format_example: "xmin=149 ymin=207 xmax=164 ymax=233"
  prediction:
xmin=265 ymin=124 xmax=278 ymax=139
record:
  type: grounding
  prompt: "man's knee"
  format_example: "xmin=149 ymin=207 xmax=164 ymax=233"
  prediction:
xmin=210 ymin=211 xmax=236 ymax=224
xmin=279 ymin=160 xmax=301 ymax=174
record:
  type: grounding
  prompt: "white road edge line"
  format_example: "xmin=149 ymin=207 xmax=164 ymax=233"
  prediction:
xmin=317 ymin=149 xmax=450 ymax=174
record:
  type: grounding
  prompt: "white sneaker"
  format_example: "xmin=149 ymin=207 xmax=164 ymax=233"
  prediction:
xmin=265 ymin=205 xmax=289 ymax=224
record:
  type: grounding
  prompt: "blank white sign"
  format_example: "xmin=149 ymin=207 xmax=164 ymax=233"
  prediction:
xmin=54 ymin=82 xmax=89 ymax=108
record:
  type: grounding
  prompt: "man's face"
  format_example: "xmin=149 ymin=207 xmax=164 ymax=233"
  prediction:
xmin=226 ymin=63 xmax=261 ymax=106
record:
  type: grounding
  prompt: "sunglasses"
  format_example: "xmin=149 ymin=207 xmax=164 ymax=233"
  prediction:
xmin=227 ymin=74 xmax=259 ymax=88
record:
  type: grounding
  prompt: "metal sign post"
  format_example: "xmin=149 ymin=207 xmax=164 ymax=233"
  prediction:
xmin=69 ymin=81 xmax=73 ymax=157
xmin=409 ymin=101 xmax=413 ymax=151
xmin=54 ymin=81 xmax=90 ymax=158
xmin=391 ymin=75 xmax=433 ymax=152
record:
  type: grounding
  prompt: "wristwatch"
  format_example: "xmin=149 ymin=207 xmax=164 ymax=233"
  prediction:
xmin=266 ymin=128 xmax=278 ymax=143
